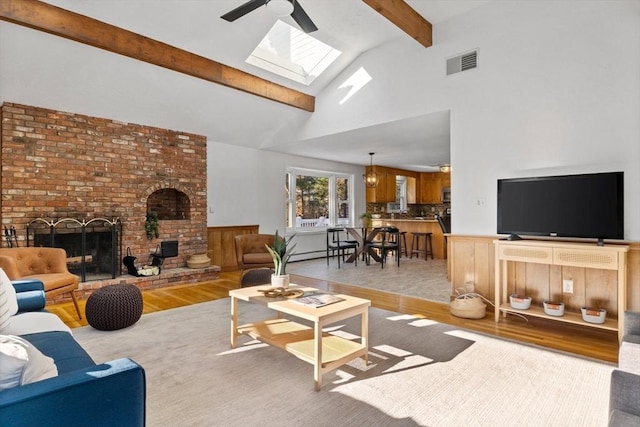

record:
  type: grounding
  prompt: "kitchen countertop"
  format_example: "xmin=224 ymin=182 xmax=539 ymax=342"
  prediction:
xmin=370 ymin=218 xmax=445 ymax=259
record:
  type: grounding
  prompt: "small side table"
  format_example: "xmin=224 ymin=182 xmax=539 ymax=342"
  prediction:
xmin=86 ymin=284 xmax=143 ymax=331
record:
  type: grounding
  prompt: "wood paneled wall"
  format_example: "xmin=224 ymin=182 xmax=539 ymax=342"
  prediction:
xmin=628 ymin=245 xmax=640 ymax=310
xmin=206 ymin=225 xmax=259 ymax=272
xmin=448 ymin=235 xmax=640 ymax=312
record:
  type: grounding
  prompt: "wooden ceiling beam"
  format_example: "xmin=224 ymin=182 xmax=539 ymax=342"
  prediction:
xmin=0 ymin=0 xmax=315 ymax=112
xmin=363 ymin=0 xmax=432 ymax=48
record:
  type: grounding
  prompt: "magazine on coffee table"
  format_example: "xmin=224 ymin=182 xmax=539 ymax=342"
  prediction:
xmin=293 ymin=292 xmax=345 ymax=308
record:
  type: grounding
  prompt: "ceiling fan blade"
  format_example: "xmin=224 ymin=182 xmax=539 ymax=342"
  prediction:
xmin=220 ymin=0 xmax=267 ymax=22
xmin=291 ymin=1 xmax=318 ymax=33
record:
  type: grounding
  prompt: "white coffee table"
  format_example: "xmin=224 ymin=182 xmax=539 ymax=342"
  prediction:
xmin=229 ymin=285 xmax=370 ymax=390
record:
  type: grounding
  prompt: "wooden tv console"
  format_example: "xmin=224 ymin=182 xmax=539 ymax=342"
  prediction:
xmin=494 ymin=239 xmax=629 ymax=340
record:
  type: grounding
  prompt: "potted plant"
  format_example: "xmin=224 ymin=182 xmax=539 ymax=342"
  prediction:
xmin=360 ymin=212 xmax=372 ymax=228
xmin=145 ymin=211 xmax=160 ymax=240
xmin=265 ymin=230 xmax=296 ymax=288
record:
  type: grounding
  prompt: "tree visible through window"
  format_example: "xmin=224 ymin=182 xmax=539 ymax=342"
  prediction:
xmin=286 ymin=168 xmax=353 ymax=230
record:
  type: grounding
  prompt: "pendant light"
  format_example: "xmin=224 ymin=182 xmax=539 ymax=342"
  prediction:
xmin=363 ymin=152 xmax=379 ymax=188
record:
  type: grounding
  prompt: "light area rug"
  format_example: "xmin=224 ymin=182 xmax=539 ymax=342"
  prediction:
xmin=73 ymin=299 xmax=614 ymax=427
xmin=287 ymin=257 xmax=452 ymax=303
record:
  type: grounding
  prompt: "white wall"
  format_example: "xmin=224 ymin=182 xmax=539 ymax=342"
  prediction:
xmin=306 ymin=0 xmax=640 ymax=240
xmin=207 ymin=141 xmax=366 ymax=257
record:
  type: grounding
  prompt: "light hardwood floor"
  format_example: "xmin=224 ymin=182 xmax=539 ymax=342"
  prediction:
xmin=48 ymin=271 xmax=620 ymax=363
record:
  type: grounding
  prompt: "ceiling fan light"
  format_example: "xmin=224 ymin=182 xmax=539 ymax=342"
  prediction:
xmin=266 ymin=0 xmax=294 ymax=17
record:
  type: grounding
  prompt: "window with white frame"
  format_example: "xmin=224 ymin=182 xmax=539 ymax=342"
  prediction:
xmin=286 ymin=168 xmax=354 ymax=230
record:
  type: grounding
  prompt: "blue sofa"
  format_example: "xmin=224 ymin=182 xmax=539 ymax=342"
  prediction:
xmin=0 ymin=279 xmax=146 ymax=427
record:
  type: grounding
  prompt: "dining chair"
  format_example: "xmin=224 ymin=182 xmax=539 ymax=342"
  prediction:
xmin=437 ymin=215 xmax=451 ymax=256
xmin=366 ymin=226 xmax=400 ymax=268
xmin=326 ymin=228 xmax=358 ymax=268
xmin=437 ymin=215 xmax=451 ymax=234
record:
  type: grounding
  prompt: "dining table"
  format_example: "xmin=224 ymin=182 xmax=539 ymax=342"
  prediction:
xmin=345 ymin=227 xmax=383 ymax=264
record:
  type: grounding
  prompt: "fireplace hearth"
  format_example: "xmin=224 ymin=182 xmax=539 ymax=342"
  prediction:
xmin=27 ymin=217 xmax=121 ymax=282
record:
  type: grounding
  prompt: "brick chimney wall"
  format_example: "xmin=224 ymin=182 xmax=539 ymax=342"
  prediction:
xmin=0 ymin=102 xmax=207 ymax=270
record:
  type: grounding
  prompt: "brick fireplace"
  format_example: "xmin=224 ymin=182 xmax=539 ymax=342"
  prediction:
xmin=1 ymin=102 xmax=217 ymax=299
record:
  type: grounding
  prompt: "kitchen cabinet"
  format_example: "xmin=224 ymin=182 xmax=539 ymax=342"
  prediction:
xmin=440 ymin=172 xmax=451 ymax=189
xmin=418 ymin=173 xmax=438 ymax=204
xmin=418 ymin=172 xmax=450 ymax=204
xmin=406 ymin=177 xmax=417 ymax=204
xmin=365 ymin=167 xmax=397 ymax=203
xmin=366 ymin=167 xmax=388 ymax=203
xmin=386 ymin=173 xmax=397 ymax=202
xmin=365 ymin=166 xmax=420 ymax=204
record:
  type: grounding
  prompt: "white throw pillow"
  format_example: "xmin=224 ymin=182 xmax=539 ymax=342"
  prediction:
xmin=0 ymin=268 xmax=19 ymax=331
xmin=0 ymin=334 xmax=58 ymax=390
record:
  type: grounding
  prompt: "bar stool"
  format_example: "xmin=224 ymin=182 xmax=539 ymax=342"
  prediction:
xmin=399 ymin=231 xmax=408 ymax=257
xmin=410 ymin=232 xmax=434 ymax=260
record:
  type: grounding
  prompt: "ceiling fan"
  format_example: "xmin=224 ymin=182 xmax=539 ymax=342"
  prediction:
xmin=221 ymin=0 xmax=318 ymax=33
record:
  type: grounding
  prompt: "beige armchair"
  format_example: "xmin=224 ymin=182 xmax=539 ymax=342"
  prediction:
xmin=0 ymin=247 xmax=81 ymax=318
xmin=234 ymin=234 xmax=275 ymax=273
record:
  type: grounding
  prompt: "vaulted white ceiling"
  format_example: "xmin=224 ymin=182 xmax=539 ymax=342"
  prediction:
xmin=2 ymin=0 xmax=491 ymax=171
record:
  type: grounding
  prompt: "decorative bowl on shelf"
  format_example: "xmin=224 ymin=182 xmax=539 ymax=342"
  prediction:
xmin=509 ymin=294 xmax=532 ymax=310
xmin=581 ymin=307 xmax=607 ymax=324
xmin=543 ymin=301 xmax=565 ymax=316
xmin=371 ymin=214 xmax=381 ymax=219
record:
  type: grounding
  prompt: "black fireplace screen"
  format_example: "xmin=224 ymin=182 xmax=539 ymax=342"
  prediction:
xmin=26 ymin=217 xmax=121 ymax=282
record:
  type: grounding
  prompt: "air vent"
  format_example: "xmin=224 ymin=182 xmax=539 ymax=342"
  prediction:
xmin=446 ymin=49 xmax=478 ymax=76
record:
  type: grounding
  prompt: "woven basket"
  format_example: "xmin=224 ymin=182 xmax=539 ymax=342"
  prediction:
xmin=450 ymin=295 xmax=487 ymax=319
xmin=187 ymin=253 xmax=211 ymax=269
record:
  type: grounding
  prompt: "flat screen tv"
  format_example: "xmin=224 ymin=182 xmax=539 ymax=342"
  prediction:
xmin=497 ymin=172 xmax=624 ymax=244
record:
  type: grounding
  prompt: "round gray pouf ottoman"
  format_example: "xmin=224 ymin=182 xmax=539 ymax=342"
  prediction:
xmin=86 ymin=284 xmax=143 ymax=331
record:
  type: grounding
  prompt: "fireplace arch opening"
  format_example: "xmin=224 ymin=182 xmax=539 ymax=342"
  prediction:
xmin=147 ymin=188 xmax=190 ymax=220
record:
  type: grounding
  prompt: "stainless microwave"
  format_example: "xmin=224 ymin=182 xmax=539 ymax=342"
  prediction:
xmin=441 ymin=187 xmax=451 ymax=203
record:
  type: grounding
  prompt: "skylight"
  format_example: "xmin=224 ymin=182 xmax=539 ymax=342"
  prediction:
xmin=247 ymin=20 xmax=341 ymax=86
